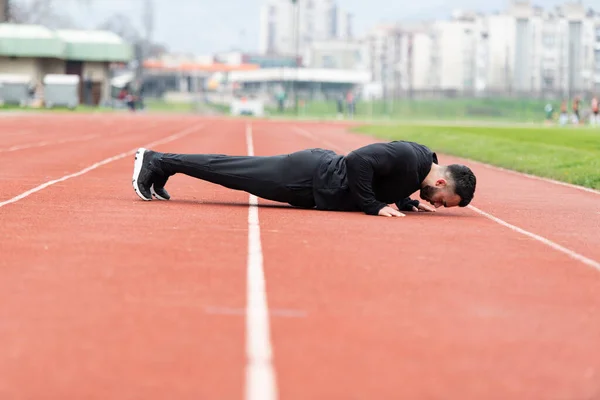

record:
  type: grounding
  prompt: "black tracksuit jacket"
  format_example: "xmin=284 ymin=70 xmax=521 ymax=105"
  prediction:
xmin=312 ymin=140 xmax=438 ymax=215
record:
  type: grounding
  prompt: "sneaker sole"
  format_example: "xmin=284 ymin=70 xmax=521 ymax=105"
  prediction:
xmin=132 ymin=148 xmax=151 ymax=201
xmin=151 ymin=185 xmax=169 ymax=201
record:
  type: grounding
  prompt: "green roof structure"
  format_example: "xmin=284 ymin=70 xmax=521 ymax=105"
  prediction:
xmin=0 ymin=23 xmax=133 ymax=62
xmin=55 ymin=29 xmax=132 ymax=62
xmin=0 ymin=24 xmax=64 ymax=58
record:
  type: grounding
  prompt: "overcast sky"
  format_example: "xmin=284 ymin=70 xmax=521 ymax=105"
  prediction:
xmin=17 ymin=0 xmax=595 ymax=54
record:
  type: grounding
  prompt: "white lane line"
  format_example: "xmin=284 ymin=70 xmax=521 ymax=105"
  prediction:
xmin=458 ymin=157 xmax=600 ymax=196
xmin=0 ymin=123 xmax=205 ymax=209
xmin=468 ymin=205 xmax=600 ymax=271
xmin=244 ymin=122 xmax=278 ymax=400
xmin=205 ymin=306 xmax=307 ymax=318
xmin=293 ymin=126 xmax=346 ymax=153
xmin=0 ymin=125 xmax=140 ymax=153
xmin=0 ymin=130 xmax=35 ymax=139
xmin=0 ymin=134 xmax=100 ymax=153
xmin=292 ymin=125 xmax=600 ymax=271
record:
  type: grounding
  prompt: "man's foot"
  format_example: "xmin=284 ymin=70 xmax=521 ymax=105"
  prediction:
xmin=151 ymin=175 xmax=171 ymax=200
xmin=133 ymin=148 xmax=172 ymax=201
xmin=132 ymin=148 xmax=154 ymax=200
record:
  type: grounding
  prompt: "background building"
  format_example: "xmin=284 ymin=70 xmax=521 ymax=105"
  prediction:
xmin=357 ymin=1 xmax=600 ymax=99
xmin=305 ymin=39 xmax=368 ymax=70
xmin=258 ymin=0 xmax=353 ymax=59
xmin=0 ymin=23 xmax=132 ymax=105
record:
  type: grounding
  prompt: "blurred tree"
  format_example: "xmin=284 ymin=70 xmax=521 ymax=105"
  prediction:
xmin=8 ymin=0 xmax=80 ymax=28
xmin=97 ymin=12 xmax=168 ymax=58
xmin=97 ymin=13 xmax=141 ymax=43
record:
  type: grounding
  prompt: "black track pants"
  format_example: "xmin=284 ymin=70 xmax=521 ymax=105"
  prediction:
xmin=158 ymin=149 xmax=330 ymax=208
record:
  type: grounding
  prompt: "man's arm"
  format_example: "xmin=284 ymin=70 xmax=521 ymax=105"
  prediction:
xmin=345 ymin=142 xmax=416 ymax=216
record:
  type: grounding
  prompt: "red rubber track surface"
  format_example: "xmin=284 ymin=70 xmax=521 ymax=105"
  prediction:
xmin=252 ymin=120 xmax=600 ymax=400
xmin=1 ymin=115 xmax=599 ymax=400
xmin=1 ymin=117 xmax=250 ymax=399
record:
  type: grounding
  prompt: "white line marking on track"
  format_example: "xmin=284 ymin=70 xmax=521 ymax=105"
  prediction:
xmin=0 ymin=123 xmax=205 ymax=209
xmin=0 ymin=134 xmax=101 ymax=153
xmin=205 ymin=306 xmax=306 ymax=318
xmin=0 ymin=130 xmax=35 ymax=139
xmin=0 ymin=124 xmax=135 ymax=153
xmin=0 ymin=112 xmax=30 ymax=118
xmin=245 ymin=123 xmax=278 ymax=400
xmin=461 ymin=158 xmax=600 ymax=195
xmin=293 ymin=126 xmax=346 ymax=153
xmin=292 ymin=125 xmax=600 ymax=271
xmin=468 ymin=206 xmax=600 ymax=271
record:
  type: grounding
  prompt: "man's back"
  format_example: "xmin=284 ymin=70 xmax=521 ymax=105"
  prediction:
xmin=311 ymin=141 xmax=437 ymax=214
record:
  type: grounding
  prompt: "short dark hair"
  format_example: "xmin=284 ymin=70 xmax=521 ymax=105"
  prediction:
xmin=446 ymin=164 xmax=476 ymax=207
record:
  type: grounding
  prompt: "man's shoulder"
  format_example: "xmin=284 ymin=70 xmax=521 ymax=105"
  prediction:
xmin=388 ymin=140 xmax=431 ymax=150
xmin=384 ymin=140 xmax=433 ymax=156
xmin=347 ymin=141 xmax=435 ymax=162
xmin=389 ymin=140 xmax=438 ymax=164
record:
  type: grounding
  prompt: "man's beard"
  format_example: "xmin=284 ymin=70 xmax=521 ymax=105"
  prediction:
xmin=420 ymin=185 xmax=438 ymax=202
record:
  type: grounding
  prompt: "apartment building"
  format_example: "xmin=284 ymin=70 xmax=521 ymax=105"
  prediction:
xmin=459 ymin=1 xmax=599 ymax=95
xmin=595 ymin=21 xmax=600 ymax=90
xmin=375 ymin=1 xmax=599 ymax=96
xmin=430 ymin=12 xmax=481 ymax=92
xmin=258 ymin=0 xmax=353 ymax=58
xmin=392 ymin=23 xmax=433 ymax=94
xmin=586 ymin=11 xmax=600 ymax=91
xmin=256 ymin=0 xmax=598 ymax=97
xmin=366 ymin=24 xmax=402 ymax=97
xmin=305 ymin=39 xmax=369 ymax=71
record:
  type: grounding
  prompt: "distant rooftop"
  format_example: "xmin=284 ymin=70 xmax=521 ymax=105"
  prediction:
xmin=0 ymin=23 xmax=132 ymax=62
xmin=0 ymin=24 xmax=64 ymax=58
xmin=0 ymin=23 xmax=55 ymax=39
xmin=55 ymin=29 xmax=124 ymax=44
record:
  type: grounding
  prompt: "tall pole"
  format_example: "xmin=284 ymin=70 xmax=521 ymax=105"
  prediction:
xmin=1 ymin=0 xmax=9 ymax=22
xmin=139 ymin=0 xmax=154 ymax=94
xmin=133 ymin=0 xmax=152 ymax=103
xmin=143 ymin=0 xmax=154 ymax=48
xmin=292 ymin=0 xmax=299 ymax=115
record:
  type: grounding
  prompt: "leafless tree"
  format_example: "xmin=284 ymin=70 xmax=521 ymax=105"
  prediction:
xmin=8 ymin=0 xmax=81 ymax=28
xmin=97 ymin=13 xmax=142 ymax=44
xmin=143 ymin=0 xmax=153 ymax=45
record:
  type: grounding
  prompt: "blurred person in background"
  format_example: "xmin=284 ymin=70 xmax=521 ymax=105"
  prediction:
xmin=591 ymin=96 xmax=599 ymax=126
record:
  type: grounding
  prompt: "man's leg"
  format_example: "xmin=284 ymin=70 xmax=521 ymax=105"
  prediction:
xmin=133 ymin=148 xmax=325 ymax=208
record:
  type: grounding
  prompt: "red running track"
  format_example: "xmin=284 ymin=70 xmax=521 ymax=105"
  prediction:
xmin=0 ymin=114 xmax=599 ymax=400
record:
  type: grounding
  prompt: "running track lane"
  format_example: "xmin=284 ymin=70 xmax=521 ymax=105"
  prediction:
xmin=0 ymin=115 xmax=127 ymax=148
xmin=250 ymin=120 xmax=600 ymax=399
xmin=0 ymin=117 xmax=197 ymax=203
xmin=0 ymin=118 xmax=251 ymax=399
